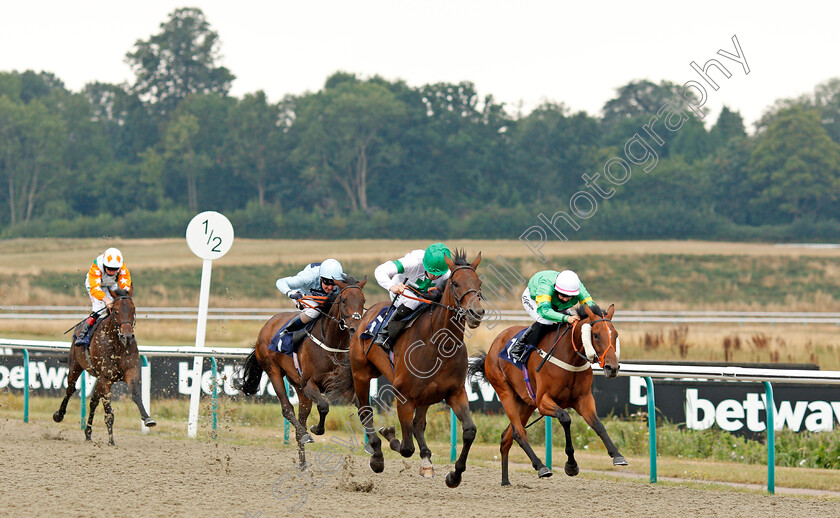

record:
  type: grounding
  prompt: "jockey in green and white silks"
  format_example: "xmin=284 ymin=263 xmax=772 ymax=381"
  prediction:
xmin=274 ymin=259 xmax=344 ymax=344
xmin=371 ymin=243 xmax=452 ymax=350
xmin=508 ymin=269 xmax=597 ymax=363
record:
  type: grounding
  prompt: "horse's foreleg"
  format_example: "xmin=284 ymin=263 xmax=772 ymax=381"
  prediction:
xmin=54 ymin=356 xmax=82 ymax=423
xmin=443 ymin=389 xmax=476 ymax=488
xmin=539 ymin=397 xmax=578 ymax=476
xmin=300 ymin=380 xmax=328 ymax=436
xmin=125 ymin=368 xmax=155 ymax=427
xmin=412 ymin=405 xmax=432 ymax=469
xmin=102 ymin=386 xmax=115 ymax=446
xmin=575 ymin=394 xmax=627 ymax=466
xmin=380 ymin=398 xmax=416 ymax=460
xmin=500 ymin=424 xmax=514 ymax=486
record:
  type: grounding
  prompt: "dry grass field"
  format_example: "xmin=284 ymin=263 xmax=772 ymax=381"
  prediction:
xmin=2 ymin=238 xmax=840 ymax=368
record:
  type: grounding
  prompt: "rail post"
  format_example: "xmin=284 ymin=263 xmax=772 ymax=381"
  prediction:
xmin=545 ymin=415 xmax=553 ymax=470
xmin=644 ymin=376 xmax=657 ymax=483
xmin=210 ymin=357 xmax=219 ymax=438
xmin=141 ymin=355 xmax=151 ymax=433
xmin=22 ymin=349 xmax=30 ymax=423
xmin=450 ymin=408 xmax=457 ymax=463
xmin=764 ymin=381 xmax=775 ymax=494
xmin=283 ymin=377 xmax=291 ymax=445
xmin=80 ymin=371 xmax=87 ymax=429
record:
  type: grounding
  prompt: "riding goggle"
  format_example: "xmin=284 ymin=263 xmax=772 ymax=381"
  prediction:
xmin=557 ymin=292 xmax=574 ymax=299
xmin=321 ymin=277 xmax=336 ymax=286
xmin=104 ymin=267 xmax=120 ymax=275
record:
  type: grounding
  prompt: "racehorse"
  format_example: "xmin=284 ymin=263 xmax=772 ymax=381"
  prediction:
xmin=238 ymin=276 xmax=366 ymax=468
xmin=469 ymin=303 xmax=627 ymax=486
xmin=328 ymin=250 xmax=484 ymax=488
xmin=53 ymin=289 xmax=155 ymax=444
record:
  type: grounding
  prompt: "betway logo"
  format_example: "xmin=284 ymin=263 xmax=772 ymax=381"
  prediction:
xmin=630 ymin=377 xmax=839 ymax=433
xmin=0 ymin=361 xmax=94 ymax=391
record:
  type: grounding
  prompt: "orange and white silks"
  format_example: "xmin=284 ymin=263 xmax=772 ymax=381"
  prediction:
xmin=87 ymin=259 xmax=132 ymax=300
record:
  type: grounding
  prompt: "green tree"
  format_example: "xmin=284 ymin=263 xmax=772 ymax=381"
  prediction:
xmin=748 ymin=107 xmax=840 ymax=221
xmin=226 ymin=91 xmax=291 ymax=207
xmin=709 ymin=106 xmax=746 ymax=150
xmin=126 ymin=7 xmax=234 ymax=118
xmin=292 ymin=79 xmax=406 ymax=213
xmin=0 ymin=97 xmax=67 ymax=224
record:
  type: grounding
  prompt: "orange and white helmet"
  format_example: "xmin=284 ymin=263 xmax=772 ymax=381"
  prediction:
xmin=554 ymin=270 xmax=580 ymax=296
xmin=102 ymin=247 xmax=124 ymax=269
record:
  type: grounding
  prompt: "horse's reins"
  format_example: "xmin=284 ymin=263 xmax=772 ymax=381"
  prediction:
xmin=572 ymin=317 xmax=615 ymax=368
xmin=535 ymin=321 xmax=574 ymax=373
xmin=298 ymin=285 xmax=364 ymax=356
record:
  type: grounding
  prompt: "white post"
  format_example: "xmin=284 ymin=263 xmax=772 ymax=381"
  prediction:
xmin=184 ymin=211 xmax=234 ymax=439
xmin=141 ymin=357 xmax=151 ymax=434
xmin=188 ymin=258 xmax=213 ymax=438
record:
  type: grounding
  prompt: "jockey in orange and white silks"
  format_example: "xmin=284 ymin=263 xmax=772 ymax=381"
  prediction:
xmin=85 ymin=247 xmax=132 ymax=313
xmin=75 ymin=247 xmax=131 ymax=346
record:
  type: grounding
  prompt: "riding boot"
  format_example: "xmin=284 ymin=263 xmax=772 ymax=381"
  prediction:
xmin=281 ymin=315 xmax=307 ymax=336
xmin=291 ymin=329 xmax=309 ymax=352
xmin=74 ymin=314 xmax=98 ymax=347
xmin=509 ymin=322 xmax=550 ymax=363
xmin=375 ymin=305 xmax=412 ymax=350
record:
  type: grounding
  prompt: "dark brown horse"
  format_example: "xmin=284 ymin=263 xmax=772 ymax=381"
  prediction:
xmin=470 ymin=303 xmax=627 ymax=486
xmin=238 ymin=277 xmax=366 ymax=467
xmin=328 ymin=250 xmax=484 ymax=488
xmin=53 ymin=289 xmax=155 ymax=444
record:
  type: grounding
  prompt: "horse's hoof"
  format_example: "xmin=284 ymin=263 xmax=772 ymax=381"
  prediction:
xmin=444 ymin=471 xmax=461 ymax=488
xmin=419 ymin=458 xmax=434 ymax=479
xmin=143 ymin=417 xmax=157 ymax=427
xmin=53 ymin=412 xmax=64 ymax=423
xmin=300 ymin=433 xmax=314 ymax=444
xmin=537 ymin=466 xmax=553 ymax=478
xmin=299 ymin=462 xmax=310 ymax=472
xmin=310 ymin=424 xmax=325 ymax=436
xmin=501 ymin=480 xmax=512 ymax=487
xmin=370 ymin=454 xmax=385 ymax=473
xmin=564 ymin=462 xmax=579 ymax=477
xmin=378 ymin=425 xmax=396 ymax=440
xmin=364 ymin=443 xmax=375 ymax=455
xmin=613 ymin=455 xmax=628 ymax=466
xmin=108 ymin=440 xmax=115 ymax=446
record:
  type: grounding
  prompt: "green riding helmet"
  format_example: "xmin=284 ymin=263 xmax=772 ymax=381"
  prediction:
xmin=423 ymin=243 xmax=452 ymax=276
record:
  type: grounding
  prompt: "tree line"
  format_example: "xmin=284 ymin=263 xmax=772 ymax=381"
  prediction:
xmin=2 ymin=7 xmax=839 ymax=241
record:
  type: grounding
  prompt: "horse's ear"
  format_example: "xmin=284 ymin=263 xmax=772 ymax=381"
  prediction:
xmin=584 ymin=304 xmax=597 ymax=320
xmin=470 ymin=251 xmax=482 ymax=269
xmin=334 ymin=278 xmax=348 ymax=289
xmin=358 ymin=276 xmax=367 ymax=289
xmin=606 ymin=304 xmax=615 ymax=320
xmin=444 ymin=253 xmax=456 ymax=270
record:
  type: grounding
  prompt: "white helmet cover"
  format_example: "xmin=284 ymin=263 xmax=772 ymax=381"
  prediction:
xmin=319 ymin=258 xmax=344 ymax=280
xmin=554 ymin=270 xmax=580 ymax=296
xmin=102 ymin=247 xmax=124 ymax=269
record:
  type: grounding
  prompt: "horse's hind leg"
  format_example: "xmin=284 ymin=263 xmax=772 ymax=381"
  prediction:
xmin=498 ymin=390 xmax=545 ymax=482
xmin=266 ymin=369 xmax=312 ymax=468
xmin=352 ymin=371 xmax=385 ymax=473
xmin=54 ymin=354 xmax=82 ymax=423
xmin=443 ymin=389 xmax=477 ymax=489
xmin=125 ymin=367 xmax=155 ymax=427
xmin=575 ymin=394 xmax=627 ymax=466
xmin=85 ymin=379 xmax=104 ymax=441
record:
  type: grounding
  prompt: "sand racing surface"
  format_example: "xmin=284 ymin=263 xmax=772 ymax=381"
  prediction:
xmin=2 ymin=418 xmax=839 ymax=518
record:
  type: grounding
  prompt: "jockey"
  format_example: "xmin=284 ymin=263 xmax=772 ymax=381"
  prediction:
xmin=372 ymin=243 xmax=451 ymax=350
xmin=275 ymin=259 xmax=344 ymax=346
xmin=508 ymin=269 xmax=596 ymax=363
xmin=75 ymin=247 xmax=132 ymax=346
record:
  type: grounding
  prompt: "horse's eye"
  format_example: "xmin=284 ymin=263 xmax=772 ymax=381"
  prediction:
xmin=593 ymin=333 xmax=600 ymax=340
xmin=451 ymin=281 xmax=459 ymax=288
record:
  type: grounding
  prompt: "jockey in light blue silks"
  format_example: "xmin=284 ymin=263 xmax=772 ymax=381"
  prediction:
xmin=275 ymin=259 xmax=344 ymax=344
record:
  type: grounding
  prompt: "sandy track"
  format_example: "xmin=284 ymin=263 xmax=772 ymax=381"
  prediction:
xmin=2 ymin=418 xmax=839 ymax=518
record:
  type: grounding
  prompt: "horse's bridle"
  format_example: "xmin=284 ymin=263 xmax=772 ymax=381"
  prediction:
xmin=316 ymin=284 xmax=364 ymax=332
xmin=109 ymin=295 xmax=136 ymax=343
xmin=571 ymin=317 xmax=616 ymax=367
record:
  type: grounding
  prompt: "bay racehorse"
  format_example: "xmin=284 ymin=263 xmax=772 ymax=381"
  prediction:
xmin=238 ymin=276 xmax=366 ymax=468
xmin=53 ymin=288 xmax=155 ymax=444
xmin=328 ymin=250 xmax=484 ymax=488
xmin=469 ymin=303 xmax=627 ymax=486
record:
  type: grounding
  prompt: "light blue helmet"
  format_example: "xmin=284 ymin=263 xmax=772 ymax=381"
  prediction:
xmin=319 ymin=259 xmax=344 ymax=281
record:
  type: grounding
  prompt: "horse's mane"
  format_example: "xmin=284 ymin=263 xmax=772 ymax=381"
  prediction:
xmin=575 ymin=304 xmax=606 ymax=318
xmin=113 ymin=288 xmax=129 ymax=297
xmin=451 ymin=248 xmax=469 ymax=266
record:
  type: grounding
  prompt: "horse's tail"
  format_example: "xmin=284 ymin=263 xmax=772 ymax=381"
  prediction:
xmin=325 ymin=356 xmax=357 ymax=405
xmin=468 ymin=352 xmax=488 ymax=383
xmin=237 ymin=350 xmax=264 ymax=396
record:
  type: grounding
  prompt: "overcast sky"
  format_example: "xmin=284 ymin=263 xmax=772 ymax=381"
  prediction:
xmin=2 ymin=1 xmax=837 ymax=129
